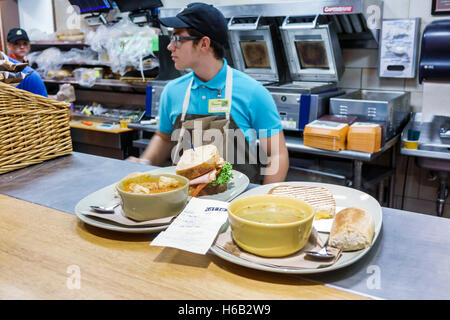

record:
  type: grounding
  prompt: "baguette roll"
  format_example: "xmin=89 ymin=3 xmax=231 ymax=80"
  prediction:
xmin=329 ymin=207 xmax=374 ymax=251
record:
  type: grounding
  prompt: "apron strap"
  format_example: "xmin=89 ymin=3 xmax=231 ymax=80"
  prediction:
xmin=181 ymin=77 xmax=194 ymax=122
xmin=225 ymin=65 xmax=233 ymax=121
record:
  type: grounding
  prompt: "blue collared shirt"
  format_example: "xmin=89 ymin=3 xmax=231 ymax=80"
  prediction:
xmin=158 ymin=58 xmax=282 ymax=142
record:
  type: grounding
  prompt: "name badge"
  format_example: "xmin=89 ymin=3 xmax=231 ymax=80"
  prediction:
xmin=208 ymin=98 xmax=230 ymax=113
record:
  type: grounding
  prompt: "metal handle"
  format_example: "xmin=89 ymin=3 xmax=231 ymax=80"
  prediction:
xmin=228 ymin=15 xmax=261 ymax=30
xmin=281 ymin=15 xmax=319 ymax=30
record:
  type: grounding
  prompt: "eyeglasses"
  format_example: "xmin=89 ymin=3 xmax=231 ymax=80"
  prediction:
xmin=169 ymin=35 xmax=202 ymax=48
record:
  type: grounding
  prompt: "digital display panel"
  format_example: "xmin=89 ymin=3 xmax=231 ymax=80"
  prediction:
xmin=115 ymin=0 xmax=163 ymax=12
xmin=69 ymin=0 xmax=112 ymax=14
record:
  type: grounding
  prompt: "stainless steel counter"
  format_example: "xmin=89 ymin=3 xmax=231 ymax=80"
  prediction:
xmin=128 ymin=122 xmax=399 ymax=196
xmin=0 ymin=151 xmax=449 ymax=299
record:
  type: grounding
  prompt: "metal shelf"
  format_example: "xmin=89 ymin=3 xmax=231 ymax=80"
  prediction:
xmin=43 ymin=77 xmax=148 ymax=89
xmin=31 ymin=40 xmax=87 ymax=46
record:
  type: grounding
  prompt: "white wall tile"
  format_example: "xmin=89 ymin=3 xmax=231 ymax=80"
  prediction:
xmin=362 ymin=68 xmax=406 ymax=90
xmin=342 ymin=49 xmax=378 ymax=68
xmin=338 ymin=67 xmax=361 ymax=89
xmin=383 ymin=0 xmax=410 ymax=19
xmin=410 ymin=91 xmax=423 ymax=113
xmin=405 ymin=78 xmax=423 ymax=92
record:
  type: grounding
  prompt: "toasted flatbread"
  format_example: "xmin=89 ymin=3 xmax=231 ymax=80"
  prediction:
xmin=268 ymin=185 xmax=336 ymax=219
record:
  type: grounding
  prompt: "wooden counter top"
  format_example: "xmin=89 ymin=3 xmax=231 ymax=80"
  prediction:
xmin=0 ymin=194 xmax=365 ymax=300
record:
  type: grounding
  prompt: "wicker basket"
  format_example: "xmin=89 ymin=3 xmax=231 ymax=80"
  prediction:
xmin=0 ymin=81 xmax=72 ymax=174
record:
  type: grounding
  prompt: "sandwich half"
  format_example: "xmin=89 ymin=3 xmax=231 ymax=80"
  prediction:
xmin=268 ymin=185 xmax=336 ymax=219
xmin=175 ymin=144 xmax=233 ymax=197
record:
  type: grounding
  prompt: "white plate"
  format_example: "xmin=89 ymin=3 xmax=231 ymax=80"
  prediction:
xmin=209 ymin=181 xmax=383 ymax=274
xmin=74 ymin=168 xmax=249 ymax=233
xmin=75 ymin=183 xmax=169 ymax=233
xmin=149 ymin=167 xmax=249 ymax=202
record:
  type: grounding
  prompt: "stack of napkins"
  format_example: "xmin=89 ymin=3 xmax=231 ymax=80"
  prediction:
xmin=347 ymin=122 xmax=382 ymax=153
xmin=303 ymin=120 xmax=349 ymax=151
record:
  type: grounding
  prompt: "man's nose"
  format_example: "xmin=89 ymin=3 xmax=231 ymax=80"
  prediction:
xmin=167 ymin=40 xmax=176 ymax=51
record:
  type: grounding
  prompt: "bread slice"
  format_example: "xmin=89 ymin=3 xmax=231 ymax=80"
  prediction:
xmin=268 ymin=185 xmax=335 ymax=219
xmin=176 ymin=144 xmax=220 ymax=180
xmin=329 ymin=207 xmax=375 ymax=251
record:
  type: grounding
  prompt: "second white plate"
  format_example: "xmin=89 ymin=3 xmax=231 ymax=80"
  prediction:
xmin=209 ymin=181 xmax=383 ymax=274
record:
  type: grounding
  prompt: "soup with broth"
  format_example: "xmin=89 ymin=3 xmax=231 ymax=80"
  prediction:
xmin=234 ymin=203 xmax=306 ymax=224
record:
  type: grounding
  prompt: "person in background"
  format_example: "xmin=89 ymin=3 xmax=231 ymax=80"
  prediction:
xmin=128 ymin=3 xmax=289 ymax=184
xmin=7 ymin=28 xmax=31 ymax=63
xmin=5 ymin=28 xmax=47 ymax=97
xmin=6 ymin=27 xmax=74 ymax=100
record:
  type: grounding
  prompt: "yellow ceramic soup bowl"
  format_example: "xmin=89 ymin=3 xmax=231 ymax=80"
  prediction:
xmin=116 ymin=173 xmax=189 ymax=221
xmin=228 ymin=195 xmax=315 ymax=257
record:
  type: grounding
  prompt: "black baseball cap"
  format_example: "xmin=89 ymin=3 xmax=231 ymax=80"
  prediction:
xmin=7 ymin=28 xmax=29 ymax=43
xmin=158 ymin=2 xmax=228 ymax=46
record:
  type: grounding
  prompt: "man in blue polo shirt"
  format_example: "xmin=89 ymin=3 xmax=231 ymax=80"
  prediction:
xmin=131 ymin=2 xmax=289 ymax=184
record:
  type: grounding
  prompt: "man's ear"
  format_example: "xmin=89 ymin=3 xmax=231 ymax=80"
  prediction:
xmin=200 ymin=36 xmax=211 ymax=51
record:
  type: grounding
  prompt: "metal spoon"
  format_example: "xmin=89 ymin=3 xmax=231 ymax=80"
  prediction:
xmin=305 ymin=239 xmax=335 ymax=259
xmin=89 ymin=203 xmax=119 ymax=213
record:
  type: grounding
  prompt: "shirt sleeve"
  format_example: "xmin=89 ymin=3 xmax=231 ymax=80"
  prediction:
xmin=17 ymin=71 xmax=48 ymax=97
xmin=250 ymin=83 xmax=282 ymax=138
xmin=157 ymin=84 xmax=174 ymax=134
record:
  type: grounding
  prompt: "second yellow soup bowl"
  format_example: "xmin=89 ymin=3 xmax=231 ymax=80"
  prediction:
xmin=228 ymin=195 xmax=315 ymax=257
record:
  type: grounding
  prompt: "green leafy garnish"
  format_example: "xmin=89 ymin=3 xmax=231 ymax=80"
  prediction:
xmin=209 ymin=162 xmax=233 ymax=187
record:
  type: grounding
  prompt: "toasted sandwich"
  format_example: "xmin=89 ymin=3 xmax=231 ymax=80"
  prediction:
xmin=268 ymin=185 xmax=336 ymax=219
xmin=176 ymin=144 xmax=233 ymax=197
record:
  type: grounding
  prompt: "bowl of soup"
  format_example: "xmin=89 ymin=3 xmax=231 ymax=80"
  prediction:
xmin=227 ymin=195 xmax=315 ymax=257
xmin=116 ymin=173 xmax=189 ymax=221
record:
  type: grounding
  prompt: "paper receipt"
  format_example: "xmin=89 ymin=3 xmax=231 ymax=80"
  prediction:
xmin=150 ymin=197 xmax=229 ymax=255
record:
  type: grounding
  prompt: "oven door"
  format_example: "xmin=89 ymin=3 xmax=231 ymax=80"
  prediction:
xmin=228 ymin=26 xmax=280 ymax=83
xmin=280 ymin=20 xmax=344 ymax=82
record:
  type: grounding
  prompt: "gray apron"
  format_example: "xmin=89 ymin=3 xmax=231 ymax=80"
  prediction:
xmin=171 ymin=66 xmax=263 ymax=184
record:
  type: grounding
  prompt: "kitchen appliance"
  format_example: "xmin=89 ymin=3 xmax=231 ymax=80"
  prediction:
xmin=227 ymin=14 xmax=346 ymax=131
xmin=145 ymin=80 xmax=168 ymax=118
xmin=263 ymin=15 xmax=346 ymax=131
xmin=159 ymin=0 xmax=384 ymax=131
xmin=227 ymin=16 xmax=290 ymax=85
xmin=329 ymin=90 xmax=411 ymax=141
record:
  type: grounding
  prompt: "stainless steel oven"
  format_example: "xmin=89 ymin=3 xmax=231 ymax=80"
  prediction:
xmin=279 ymin=15 xmax=344 ymax=83
xmin=263 ymin=15 xmax=346 ymax=131
xmin=227 ymin=16 xmax=290 ymax=85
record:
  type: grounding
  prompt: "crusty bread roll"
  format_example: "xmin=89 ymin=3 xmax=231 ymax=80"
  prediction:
xmin=47 ymin=69 xmax=72 ymax=78
xmin=329 ymin=207 xmax=375 ymax=251
xmin=175 ymin=144 xmax=220 ymax=180
xmin=268 ymin=185 xmax=335 ymax=219
xmin=56 ymin=29 xmax=84 ymax=41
